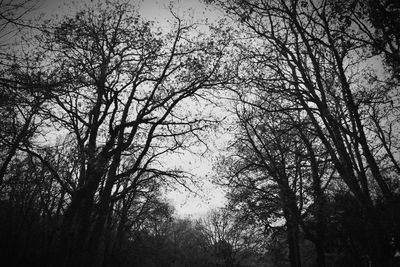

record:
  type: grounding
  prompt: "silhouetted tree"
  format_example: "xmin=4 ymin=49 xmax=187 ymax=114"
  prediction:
xmin=199 ymin=208 xmax=266 ymax=267
xmin=209 ymin=0 xmax=400 ymax=265
xmin=21 ymin=2 xmax=229 ymax=266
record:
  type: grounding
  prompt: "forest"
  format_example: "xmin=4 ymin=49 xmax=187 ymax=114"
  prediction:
xmin=0 ymin=0 xmax=399 ymax=266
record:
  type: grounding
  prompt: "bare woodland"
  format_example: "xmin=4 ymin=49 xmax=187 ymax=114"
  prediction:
xmin=0 ymin=0 xmax=399 ymax=266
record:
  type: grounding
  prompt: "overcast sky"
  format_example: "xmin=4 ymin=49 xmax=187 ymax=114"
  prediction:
xmin=34 ymin=0 xmax=222 ymax=23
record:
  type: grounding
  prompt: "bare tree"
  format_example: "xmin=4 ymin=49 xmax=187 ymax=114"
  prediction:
xmin=209 ymin=0 xmax=400 ymax=264
xmin=18 ymin=2 xmax=229 ymax=266
xmin=199 ymin=208 xmax=265 ymax=267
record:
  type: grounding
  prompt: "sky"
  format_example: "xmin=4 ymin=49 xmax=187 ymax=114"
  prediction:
xmin=30 ymin=0 xmax=228 ymax=218
xmin=34 ymin=0 xmax=222 ymax=23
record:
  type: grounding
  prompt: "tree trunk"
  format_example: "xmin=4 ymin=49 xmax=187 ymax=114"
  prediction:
xmin=286 ymin=217 xmax=302 ymax=267
xmin=55 ymin=167 xmax=102 ymax=267
xmin=56 ymin=192 xmax=94 ymax=267
xmin=85 ymin=184 xmax=113 ymax=267
xmin=282 ymin=188 xmax=302 ymax=267
xmin=85 ymin=153 xmax=121 ymax=267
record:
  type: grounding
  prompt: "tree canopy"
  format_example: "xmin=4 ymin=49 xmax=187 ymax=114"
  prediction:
xmin=1 ymin=0 xmax=399 ymax=267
